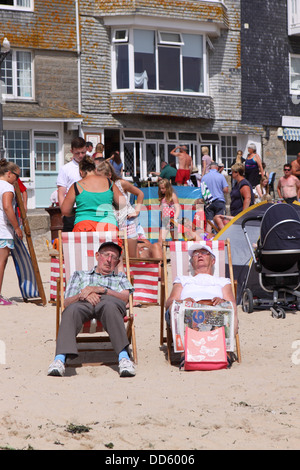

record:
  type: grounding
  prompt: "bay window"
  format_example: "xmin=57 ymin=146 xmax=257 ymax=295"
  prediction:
xmin=113 ymin=29 xmax=205 ymax=94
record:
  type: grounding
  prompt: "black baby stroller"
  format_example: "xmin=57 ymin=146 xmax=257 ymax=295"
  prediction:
xmin=241 ymin=203 xmax=300 ymax=318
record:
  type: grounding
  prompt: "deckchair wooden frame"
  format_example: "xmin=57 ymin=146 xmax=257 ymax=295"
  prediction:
xmin=56 ymin=230 xmax=137 ymax=365
xmin=161 ymin=238 xmax=241 ymax=364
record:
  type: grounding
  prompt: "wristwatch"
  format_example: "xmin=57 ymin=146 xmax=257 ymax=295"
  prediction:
xmin=103 ymin=287 xmax=108 ymax=295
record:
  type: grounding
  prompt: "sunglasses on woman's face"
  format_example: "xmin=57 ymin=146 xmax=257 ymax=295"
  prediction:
xmin=11 ymin=171 xmax=19 ymax=180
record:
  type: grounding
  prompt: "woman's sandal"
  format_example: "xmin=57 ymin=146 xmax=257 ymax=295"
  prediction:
xmin=0 ymin=295 xmax=14 ymax=306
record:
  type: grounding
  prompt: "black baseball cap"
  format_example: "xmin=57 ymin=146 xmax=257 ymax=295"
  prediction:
xmin=98 ymin=241 xmax=122 ymax=256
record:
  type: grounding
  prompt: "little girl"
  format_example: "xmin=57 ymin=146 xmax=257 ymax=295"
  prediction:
xmin=158 ymin=179 xmax=180 ymax=241
xmin=253 ymin=176 xmax=271 ymax=203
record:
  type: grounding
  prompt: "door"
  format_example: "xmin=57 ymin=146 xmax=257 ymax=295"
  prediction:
xmin=123 ymin=141 xmax=142 ymax=178
xmin=34 ymin=139 xmax=59 ymax=208
xmin=145 ymin=143 xmax=158 ymax=177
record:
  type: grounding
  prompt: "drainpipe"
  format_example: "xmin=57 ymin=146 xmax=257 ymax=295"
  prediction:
xmin=75 ymin=0 xmax=82 ymax=136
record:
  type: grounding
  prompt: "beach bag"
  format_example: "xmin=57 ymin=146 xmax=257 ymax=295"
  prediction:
xmin=184 ymin=326 xmax=227 ymax=371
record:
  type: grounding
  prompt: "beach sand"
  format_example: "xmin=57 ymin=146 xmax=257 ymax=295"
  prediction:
xmin=0 ymin=255 xmax=299 ymax=450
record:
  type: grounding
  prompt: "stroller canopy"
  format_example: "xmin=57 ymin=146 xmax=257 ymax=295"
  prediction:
xmin=259 ymin=203 xmax=300 ymax=272
xmin=260 ymin=203 xmax=300 ymax=250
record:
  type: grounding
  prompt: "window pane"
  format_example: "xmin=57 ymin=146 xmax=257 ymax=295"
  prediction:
xmin=158 ymin=46 xmax=180 ymax=91
xmin=35 ymin=140 xmax=58 ymax=172
xmin=4 ymin=130 xmax=30 ymax=178
xmin=0 ymin=54 xmax=13 ymax=94
xmin=134 ymin=29 xmax=156 ymax=90
xmin=291 ymin=56 xmax=300 ymax=90
xmin=146 ymin=143 xmax=156 ymax=174
xmin=221 ymin=135 xmax=237 ymax=171
xmin=0 ymin=1 xmax=31 ymax=6
xmin=124 ymin=143 xmax=134 ymax=175
xmin=17 ymin=0 xmax=31 ymax=6
xmin=160 ymin=32 xmax=182 ymax=43
xmin=182 ymin=34 xmax=203 ymax=92
xmin=145 ymin=131 xmax=164 ymax=139
xmin=179 ymin=132 xmax=197 ymax=141
xmin=123 ymin=130 xmax=144 ymax=139
xmin=115 ymin=30 xmax=127 ymax=41
xmin=116 ymin=44 xmax=129 ymax=89
xmin=16 ymin=51 xmax=32 ymax=97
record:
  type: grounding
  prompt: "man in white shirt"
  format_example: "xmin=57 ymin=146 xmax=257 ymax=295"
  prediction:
xmin=56 ymin=137 xmax=86 ymax=231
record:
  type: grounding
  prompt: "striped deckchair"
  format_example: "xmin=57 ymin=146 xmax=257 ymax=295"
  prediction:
xmin=56 ymin=230 xmax=137 ymax=364
xmin=128 ymin=258 xmax=162 ymax=306
xmin=11 ymin=234 xmax=40 ymax=300
xmin=161 ymin=239 xmax=241 ymax=364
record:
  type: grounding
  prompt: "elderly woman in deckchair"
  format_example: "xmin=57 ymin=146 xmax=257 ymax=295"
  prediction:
xmin=165 ymin=243 xmax=238 ymax=336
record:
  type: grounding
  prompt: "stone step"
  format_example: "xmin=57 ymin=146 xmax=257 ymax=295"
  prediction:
xmin=27 ymin=208 xmax=51 ymax=237
xmin=25 ymin=208 xmax=53 ymax=262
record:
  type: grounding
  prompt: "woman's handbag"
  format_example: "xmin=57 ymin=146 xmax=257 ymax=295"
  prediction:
xmin=184 ymin=326 xmax=228 ymax=371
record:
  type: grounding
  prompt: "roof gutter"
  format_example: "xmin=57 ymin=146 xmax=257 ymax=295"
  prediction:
xmin=75 ymin=0 xmax=82 ymax=135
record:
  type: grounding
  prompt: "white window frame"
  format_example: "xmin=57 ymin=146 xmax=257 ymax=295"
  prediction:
xmin=112 ymin=29 xmax=129 ymax=43
xmin=1 ymin=49 xmax=34 ymax=100
xmin=111 ymin=28 xmax=207 ymax=96
xmin=158 ymin=31 xmax=184 ymax=46
xmin=4 ymin=129 xmax=31 ymax=178
xmin=0 ymin=0 xmax=34 ymax=11
xmin=290 ymin=53 xmax=300 ymax=94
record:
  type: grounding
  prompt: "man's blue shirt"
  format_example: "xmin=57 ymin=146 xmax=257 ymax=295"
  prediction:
xmin=202 ymin=169 xmax=228 ymax=202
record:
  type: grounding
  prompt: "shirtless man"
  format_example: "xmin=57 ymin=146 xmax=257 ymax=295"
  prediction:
xmin=277 ymin=163 xmax=300 ymax=203
xmin=291 ymin=152 xmax=300 ymax=180
xmin=170 ymin=145 xmax=192 ymax=186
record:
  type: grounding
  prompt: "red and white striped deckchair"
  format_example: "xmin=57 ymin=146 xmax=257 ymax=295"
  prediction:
xmin=161 ymin=239 xmax=241 ymax=364
xmin=128 ymin=258 xmax=162 ymax=306
xmin=56 ymin=230 xmax=137 ymax=364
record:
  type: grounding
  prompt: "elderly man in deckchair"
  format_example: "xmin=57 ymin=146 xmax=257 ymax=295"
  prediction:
xmin=48 ymin=241 xmax=135 ymax=378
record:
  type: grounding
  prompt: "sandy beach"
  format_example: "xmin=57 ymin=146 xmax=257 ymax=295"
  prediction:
xmin=0 ymin=254 xmax=299 ymax=451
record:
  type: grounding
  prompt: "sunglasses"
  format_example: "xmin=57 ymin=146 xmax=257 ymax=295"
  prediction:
xmin=192 ymin=249 xmax=211 ymax=257
xmin=11 ymin=171 xmax=19 ymax=180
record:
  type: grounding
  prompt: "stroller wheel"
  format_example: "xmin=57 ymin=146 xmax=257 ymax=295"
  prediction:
xmin=242 ymin=288 xmax=254 ymax=313
xmin=271 ymin=307 xmax=286 ymax=319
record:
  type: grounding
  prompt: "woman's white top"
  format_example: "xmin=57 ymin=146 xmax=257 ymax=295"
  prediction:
xmin=0 ymin=180 xmax=15 ymax=239
xmin=174 ymin=273 xmax=231 ymax=301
